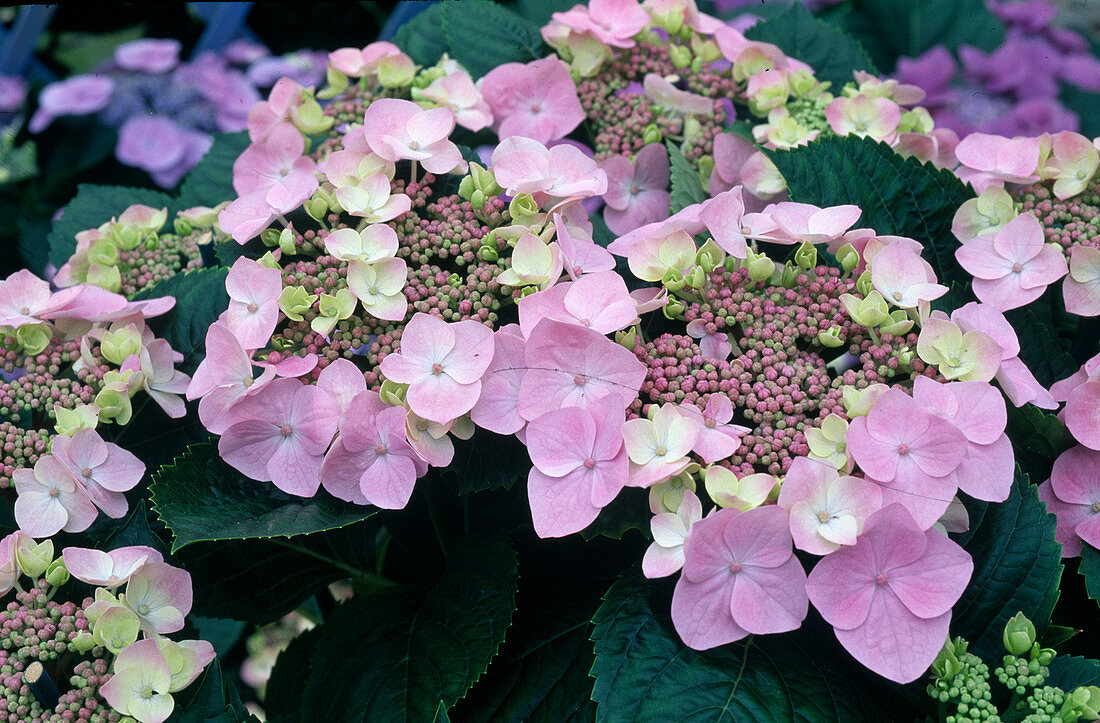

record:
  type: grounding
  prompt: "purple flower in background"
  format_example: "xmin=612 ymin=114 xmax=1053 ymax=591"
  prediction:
xmin=114 ymin=39 xmax=181 ymax=74
xmin=115 ymin=116 xmax=212 ymax=188
xmin=247 ymin=51 xmax=328 ymax=89
xmin=987 ymin=0 xmax=1057 ymax=32
xmin=28 ymin=75 xmax=114 ymax=132
xmin=895 ymin=47 xmax=958 ymax=107
xmin=223 ymin=39 xmax=270 ymax=65
xmin=0 ymin=74 xmax=27 ymax=113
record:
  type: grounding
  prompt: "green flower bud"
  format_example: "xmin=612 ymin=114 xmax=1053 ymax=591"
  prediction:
xmin=471 ymin=189 xmax=486 ymax=210
xmin=290 ymin=94 xmax=335 ymax=136
xmin=1067 ymin=685 xmax=1100 ymax=721
xmin=1037 ymin=647 xmax=1056 ymax=665
xmin=669 ymin=44 xmax=692 ymax=69
xmin=817 ymin=326 xmax=844 ymax=348
xmin=448 ymin=273 xmax=463 ymax=288
xmin=458 ymin=174 xmax=475 ymax=201
xmin=111 ymin=225 xmax=144 ymax=251
xmin=642 ymin=125 xmax=663 ymax=145
xmin=257 ymin=251 xmax=281 ymax=270
xmin=95 ymin=382 xmax=134 ymax=425
xmin=311 ymin=289 xmax=357 ymax=337
xmin=470 ymin=162 xmax=503 ymax=197
xmin=663 ymin=299 xmax=685 ymax=318
xmin=479 ymin=245 xmax=499 ymax=263
xmin=842 ymin=291 xmax=889 ymax=328
xmin=15 ymin=323 xmax=52 ymax=356
xmin=314 ymin=186 xmax=338 ymax=213
xmin=724 ymin=255 xmax=742 ymax=272
xmin=100 ymin=326 xmax=143 ymax=366
xmin=835 ymin=243 xmax=860 ymax=273
xmin=54 ymin=405 xmax=100 ymax=437
xmin=379 ymin=379 xmax=408 ymax=406
xmin=278 ymin=227 xmax=297 ymax=256
xmin=615 ymin=326 xmax=637 ymax=350
xmin=44 ymin=558 xmax=69 ymax=587
xmin=305 ymin=197 xmax=330 ymax=223
xmin=691 ymin=36 xmax=722 ymax=63
xmin=662 ymin=268 xmax=686 ymax=292
xmin=931 ymin=638 xmax=962 ymax=680
xmin=87 ymin=263 xmax=122 ymax=293
xmin=91 ymin=604 xmax=141 ymax=654
xmin=72 ymin=631 xmax=96 ymax=653
xmin=651 ymin=7 xmax=684 ymax=34
xmin=519 ymin=285 xmax=540 ymax=298
xmin=696 ymin=238 xmax=725 ymax=273
xmin=896 ymin=346 xmax=914 ymax=367
xmin=261 ymin=228 xmax=283 ymax=247
xmin=88 ymin=238 xmax=120 ymax=267
xmin=780 ymin=261 xmax=800 ymax=288
xmin=898 ymin=107 xmax=933 ymax=134
xmin=746 ymin=252 xmax=776 ymax=282
xmin=687 ymin=265 xmax=706 ymax=290
xmin=697 ymin=155 xmax=715 ymax=186
xmin=173 ymin=218 xmax=193 ymax=236
xmin=880 ymin=309 xmax=914 ymax=336
xmin=316 ymin=67 xmax=349 ymax=100
xmin=278 ymin=286 xmax=317 ymax=322
xmin=856 ymin=270 xmax=874 ymax=297
xmin=16 ymin=538 xmax=53 ymax=578
xmin=794 ymin=241 xmax=817 ymax=270
xmin=1003 ymin=612 xmax=1037 ymax=657
xmin=509 ymin=193 xmax=541 ymax=225
xmin=378 ymin=57 xmax=416 ymax=88
xmin=689 ymin=56 xmax=704 ymax=74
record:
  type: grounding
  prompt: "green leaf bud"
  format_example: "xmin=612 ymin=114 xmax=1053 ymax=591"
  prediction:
xmin=662 ymin=268 xmax=686 ymax=292
xmin=615 ymin=326 xmax=637 ymax=350
xmin=1003 ymin=613 xmax=1037 ymax=656
xmin=696 ymin=238 xmax=725 ymax=273
xmin=16 ymin=323 xmax=52 ymax=356
xmin=794 ymin=241 xmax=817 ymax=270
xmin=278 ymin=286 xmax=317 ymax=322
xmin=44 ymin=558 xmax=69 ymax=587
xmin=835 ymin=243 xmax=860 ymax=273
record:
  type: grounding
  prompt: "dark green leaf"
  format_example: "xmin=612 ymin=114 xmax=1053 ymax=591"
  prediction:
xmin=745 ymin=3 xmax=877 ymax=89
xmin=167 ymin=658 xmax=252 ymax=723
xmin=667 ymin=141 xmax=705 ymax=214
xmin=1046 ymin=655 xmax=1100 ymax=691
xmin=53 ymin=26 xmax=147 ymax=74
xmin=1079 ymin=545 xmax=1100 ymax=609
xmin=151 ymin=442 xmax=377 ymax=552
xmin=192 ymin=617 xmax=248 ymax=658
xmin=48 ymin=184 xmax=174 ymax=268
xmin=953 ymin=470 xmax=1064 ymax=660
xmin=1061 ymin=85 xmax=1100 ymax=139
xmin=590 ymin=572 xmax=881 ymax=722
xmin=580 ymin=488 xmax=650 ymax=542
xmin=832 ymin=0 xmax=1003 ymax=73
xmin=506 ymin=0 xmax=576 ymax=28
xmin=393 ymin=0 xmax=545 ymax=79
xmin=444 ymin=431 xmax=531 ymax=495
xmin=1004 ymin=403 xmax=1074 ymax=484
xmin=133 ymin=267 xmax=229 ymax=373
xmin=174 ymin=132 xmax=250 ymax=213
xmin=292 ymin=532 xmax=518 ymax=722
xmin=765 ymin=135 xmax=975 ymax=293
xmin=1005 ymin=307 xmax=1079 ymax=389
xmin=265 ymin=626 xmax=324 ymax=719
xmin=1041 ymin=625 xmax=1079 ymax=650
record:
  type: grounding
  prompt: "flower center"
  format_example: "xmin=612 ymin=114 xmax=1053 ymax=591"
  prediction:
xmin=138 ymin=603 xmax=150 ymax=614
xmin=875 ymin=573 xmax=888 ymax=586
xmin=573 ymin=374 xmax=586 ymax=386
xmin=432 ymin=363 xmax=444 ymax=375
xmin=48 ymin=487 xmax=60 ymax=498
xmin=417 ymin=420 xmax=428 ymax=431
xmin=630 ymin=183 xmax=641 ymax=195
xmin=705 ymin=418 xmax=717 ymax=428
xmin=1012 ymin=262 xmax=1023 ymax=273
xmin=247 ymin=302 xmax=258 ymax=313
xmin=82 ymin=468 xmax=93 ymax=478
xmin=279 ymin=167 xmax=289 ymax=176
xmin=374 ymin=443 xmax=387 ymax=455
xmin=729 ymin=561 xmax=742 ymax=574
xmin=892 ymin=291 xmax=903 ymax=301
xmin=530 ymin=103 xmax=541 ymax=113
xmin=369 ymin=286 xmax=379 ymax=295
xmin=242 ymin=376 xmax=254 ymax=387
xmin=818 ymin=510 xmax=832 ymax=523
xmin=896 ymin=443 xmax=909 ymax=455
xmin=1092 ymin=501 xmax=1100 ymax=514
xmin=19 ymin=306 xmax=29 ymax=315
xmin=409 ymin=140 xmax=420 ymax=151
xmin=280 ymin=424 xmax=293 ymax=438
xmin=583 ymin=457 xmax=595 ymax=469
xmin=655 ymin=444 xmax=667 ymax=456
xmin=141 ymin=685 xmax=153 ymax=699
xmin=579 ymin=318 xmax=590 ymax=326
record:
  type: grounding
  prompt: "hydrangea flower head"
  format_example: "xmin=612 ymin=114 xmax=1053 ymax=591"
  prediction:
xmin=1037 ymin=445 xmax=1100 ymax=557
xmin=955 ymin=212 xmax=1068 ymax=310
xmin=478 ymin=57 xmax=585 ymax=143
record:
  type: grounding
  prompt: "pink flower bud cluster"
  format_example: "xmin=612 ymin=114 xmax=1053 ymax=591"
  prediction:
xmin=1015 ymin=176 xmax=1100 ymax=254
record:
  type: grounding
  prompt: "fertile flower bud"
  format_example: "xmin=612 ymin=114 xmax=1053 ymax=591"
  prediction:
xmin=479 ymin=245 xmax=499 ymax=263
xmin=856 ymin=270 xmax=874 ymax=297
xmin=290 ymin=93 xmax=335 ymax=136
xmin=696 ymin=239 xmax=725 ymax=273
xmin=841 ymin=291 xmax=889 ymax=328
xmin=663 ymin=299 xmax=685 ymax=318
xmin=174 ymin=218 xmax=192 ymax=235
xmin=15 ymin=538 xmax=53 ymax=578
xmin=261 ymin=228 xmax=282 ymax=247
xmin=16 ymin=323 xmax=52 ymax=356
xmin=690 ymin=36 xmax=722 ymax=64
xmin=317 ymin=66 xmax=349 ymax=100
xmin=794 ymin=241 xmax=817 ymax=270
xmin=509 ymin=194 xmax=542 ymax=226
xmin=278 ymin=286 xmax=317 ymax=322
xmin=817 ymin=327 xmax=844 ymax=348
xmin=1003 ymin=613 xmax=1036 ymax=656
xmin=44 ymin=558 xmax=69 ymax=587
xmin=110 ymin=226 xmax=144 ymax=251
xmin=687 ymin=266 xmax=706 ymax=290
xmin=87 ymin=263 xmax=122 ymax=293
xmin=379 ymin=379 xmax=408 ymax=406
xmin=898 ymin=107 xmax=933 ymax=134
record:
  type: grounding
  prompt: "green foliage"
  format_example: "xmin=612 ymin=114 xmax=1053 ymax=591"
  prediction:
xmin=445 ymin=431 xmax=531 ymax=495
xmin=1079 ymin=545 xmax=1100 ymax=610
xmin=1062 ymin=85 xmax=1100 ymax=138
xmin=1046 ymin=655 xmax=1100 ymax=690
xmin=174 ymin=132 xmax=250 ymax=212
xmin=393 ymin=0 xmax=545 ymax=79
xmin=744 ymin=3 xmax=878 ymax=89
xmin=580 ymin=488 xmax=650 ymax=542
xmin=48 ymin=184 xmax=173 ymax=268
xmin=1005 ymin=307 xmax=1080 ymax=389
xmin=590 ymin=573 xmax=880 ymax=721
xmin=167 ymin=658 xmax=254 ymax=723
xmin=823 ymin=0 xmax=1004 ymax=73
xmin=132 ymin=267 xmax=230 ymax=373
xmin=1005 ymin=404 xmax=1074 ymax=484
xmin=53 ymin=25 xmax=147 ymax=74
xmin=765 ymin=135 xmax=975 ymax=292
xmin=667 ymin=141 xmax=705 ymax=214
xmin=266 ymin=533 xmax=518 ymax=722
xmin=150 ymin=443 xmax=378 ymax=553
xmin=953 ymin=470 xmax=1064 ymax=660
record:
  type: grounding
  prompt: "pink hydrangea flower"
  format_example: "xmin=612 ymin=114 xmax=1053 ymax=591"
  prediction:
xmin=187 ymin=323 xmax=277 ymax=434
xmin=121 ymin=562 xmax=192 ymax=634
xmin=871 ymin=242 xmax=949 ymax=308
xmin=954 ymin=133 xmax=1043 ymax=192
xmin=642 ymin=488 xmax=703 ymax=578
xmin=698 ymin=186 xmax=749 ymax=259
xmin=677 ymin=393 xmax=747 ymax=464
xmin=247 ymin=77 xmax=304 ymax=143
xmin=224 ymin=257 xmax=284 ymax=350
xmin=50 ymin=428 xmax=144 ymax=519
xmin=825 ymin=95 xmax=901 ymax=143
xmin=762 ymin=202 xmax=863 ymax=246
xmin=320 ymin=392 xmax=426 ymax=508
xmin=546 ymin=0 xmax=650 ymax=49
xmin=955 ymin=212 xmax=1069 ymax=310
xmin=1064 ymin=245 xmax=1100 ymax=317
xmin=114 ymin=39 xmax=181 ymax=73
xmin=218 ymin=378 xmax=339 ymax=497
xmin=491 ymin=136 xmax=608 ymax=205
xmin=379 ymin=313 xmax=495 ymax=425
xmin=806 ymin=504 xmax=973 ymax=683
xmin=525 ymin=396 xmax=629 ymax=537
xmin=231 ymin=122 xmax=319 ymax=210
xmin=479 ymin=57 xmax=585 ymax=143
xmin=1037 ymin=445 xmax=1100 ymax=557
xmin=115 ymin=116 xmax=213 ymax=188
xmin=517 ymin=318 xmax=646 ymax=421
xmin=13 ymin=456 xmax=97 ymax=537
xmin=361 ymin=98 xmax=465 ymax=175
xmin=1064 ymin=378 xmax=1100 ymax=451
xmin=672 ymin=505 xmax=808 ymax=650
xmin=469 ymin=326 xmax=527 ymax=435
xmin=777 ymin=456 xmax=882 ymax=556
xmin=100 ymin=639 xmax=175 ymax=723
xmin=600 ymin=143 xmax=670 ymax=235
xmin=622 ymin=403 xmax=699 ymax=488
xmin=417 ymin=63 xmax=493 ymax=132
xmin=847 ymin=388 xmax=967 ymax=528
xmin=28 ymin=75 xmax=114 ymax=133
xmin=643 ymin=74 xmax=714 ymax=116
xmin=686 ymin=319 xmax=733 ymax=362
xmin=554 ymin=213 xmax=616 ymax=278
xmin=62 ymin=546 xmax=162 ymax=589
xmin=517 ymin=270 xmax=636 ymax=338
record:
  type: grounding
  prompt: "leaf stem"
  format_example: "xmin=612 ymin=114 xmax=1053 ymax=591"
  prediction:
xmin=270 ymin=537 xmax=386 ymax=583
